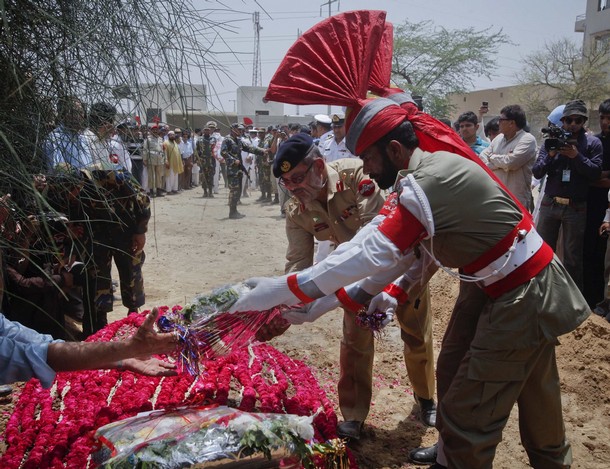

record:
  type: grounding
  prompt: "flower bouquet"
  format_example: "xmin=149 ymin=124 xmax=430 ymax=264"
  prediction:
xmin=92 ymin=405 xmax=347 ymax=468
xmin=158 ymin=284 xmax=291 ymax=376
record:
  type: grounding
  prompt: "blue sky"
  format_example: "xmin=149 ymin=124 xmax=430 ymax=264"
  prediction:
xmin=195 ymin=0 xmax=586 ymax=115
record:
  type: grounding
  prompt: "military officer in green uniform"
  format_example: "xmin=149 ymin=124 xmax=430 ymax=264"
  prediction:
xmin=255 ymin=128 xmax=273 ymax=203
xmin=197 ymin=122 xmax=217 ymax=198
xmin=220 ymin=123 xmax=267 ymax=219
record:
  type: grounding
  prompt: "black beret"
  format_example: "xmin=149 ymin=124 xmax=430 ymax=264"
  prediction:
xmin=273 ymin=133 xmax=315 ymax=178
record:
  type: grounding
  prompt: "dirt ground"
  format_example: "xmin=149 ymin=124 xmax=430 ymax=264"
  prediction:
xmin=2 ymin=184 xmax=610 ymax=468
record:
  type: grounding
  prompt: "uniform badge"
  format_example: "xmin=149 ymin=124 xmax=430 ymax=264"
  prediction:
xmin=281 ymin=161 xmax=291 ymax=173
xmin=379 ymin=192 xmax=399 ymax=216
xmin=358 ymin=179 xmax=375 ymax=197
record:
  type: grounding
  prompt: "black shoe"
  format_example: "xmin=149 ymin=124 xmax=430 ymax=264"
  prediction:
xmin=415 ymin=395 xmax=437 ymax=427
xmin=272 ymin=194 xmax=279 ymax=204
xmin=336 ymin=420 xmax=363 ymax=440
xmin=409 ymin=443 xmax=438 ymax=465
xmin=429 ymin=464 xmax=446 ymax=469
xmin=229 ymin=210 xmax=245 ymax=219
xmin=209 ymin=193 xmax=214 ymax=198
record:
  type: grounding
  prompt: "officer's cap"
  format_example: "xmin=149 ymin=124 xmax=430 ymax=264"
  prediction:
xmin=273 ymin=133 xmax=315 ymax=178
xmin=314 ymin=114 xmax=332 ymax=125
xmin=331 ymin=113 xmax=345 ymax=126
xmin=206 ymin=121 xmax=217 ymax=129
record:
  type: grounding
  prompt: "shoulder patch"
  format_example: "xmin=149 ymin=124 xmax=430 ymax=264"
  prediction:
xmin=358 ymin=179 xmax=376 ymax=197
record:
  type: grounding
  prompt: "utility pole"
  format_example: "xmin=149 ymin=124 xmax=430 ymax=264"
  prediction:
xmin=319 ymin=0 xmax=339 ymax=18
xmin=252 ymin=12 xmax=262 ymax=87
xmin=320 ymin=0 xmax=340 ymax=115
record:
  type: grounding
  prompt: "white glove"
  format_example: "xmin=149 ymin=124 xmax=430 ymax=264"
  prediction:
xmin=366 ymin=291 xmax=396 ymax=328
xmin=282 ymin=294 xmax=340 ymax=325
xmin=228 ymin=276 xmax=300 ymax=313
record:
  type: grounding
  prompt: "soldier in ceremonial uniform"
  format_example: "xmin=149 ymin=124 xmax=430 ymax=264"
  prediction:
xmin=233 ymin=110 xmax=590 ymax=469
xmin=230 ymin=11 xmax=591 ymax=469
xmin=197 ymin=122 xmax=217 ymax=198
xmin=270 ymin=133 xmax=436 ymax=440
xmin=221 ymin=123 xmax=267 ymax=219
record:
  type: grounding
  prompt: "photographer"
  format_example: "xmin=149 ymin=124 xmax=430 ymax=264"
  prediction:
xmin=532 ymin=99 xmax=603 ymax=291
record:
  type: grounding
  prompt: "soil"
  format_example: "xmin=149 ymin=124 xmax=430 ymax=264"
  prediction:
xmin=2 ymin=185 xmax=609 ymax=468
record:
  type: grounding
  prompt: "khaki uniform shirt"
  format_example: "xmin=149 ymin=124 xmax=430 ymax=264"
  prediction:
xmin=285 ymin=158 xmax=385 ymax=273
xmin=143 ymin=136 xmax=165 ymax=165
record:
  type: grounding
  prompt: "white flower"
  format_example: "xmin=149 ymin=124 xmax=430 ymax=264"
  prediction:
xmin=291 ymin=415 xmax=314 ymax=441
xmin=229 ymin=414 xmax=261 ymax=436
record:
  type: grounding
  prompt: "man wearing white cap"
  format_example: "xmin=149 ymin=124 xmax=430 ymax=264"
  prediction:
xmin=314 ymin=114 xmax=333 ymax=152
xmin=323 ymin=113 xmax=355 ymax=163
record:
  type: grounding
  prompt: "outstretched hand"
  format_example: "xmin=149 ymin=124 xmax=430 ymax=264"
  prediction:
xmin=131 ymin=308 xmax=180 ymax=357
xmin=121 ymin=357 xmax=177 ymax=377
xmin=228 ymin=276 xmax=299 ymax=313
xmin=282 ymin=294 xmax=340 ymax=325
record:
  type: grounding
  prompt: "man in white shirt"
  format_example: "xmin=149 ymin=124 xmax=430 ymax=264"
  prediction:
xmin=86 ymin=102 xmax=121 ymax=170
xmin=479 ymin=104 xmax=537 ymax=210
xmin=322 ymin=113 xmax=355 ymax=163
xmin=178 ymin=130 xmax=194 ymax=190
xmin=314 ymin=114 xmax=333 ymax=151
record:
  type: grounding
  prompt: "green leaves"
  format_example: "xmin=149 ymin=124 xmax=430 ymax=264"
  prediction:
xmin=391 ymin=20 xmax=511 ymax=118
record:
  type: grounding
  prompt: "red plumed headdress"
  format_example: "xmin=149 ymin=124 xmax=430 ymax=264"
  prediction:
xmin=264 ymin=10 xmax=386 ymax=108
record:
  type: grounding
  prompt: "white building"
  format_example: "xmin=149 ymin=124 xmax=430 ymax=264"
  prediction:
xmin=574 ymin=0 xmax=610 ymax=53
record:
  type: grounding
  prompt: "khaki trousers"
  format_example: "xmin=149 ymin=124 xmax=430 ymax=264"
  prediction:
xmin=437 ymin=283 xmax=571 ymax=469
xmin=338 ymin=285 xmax=435 ymax=422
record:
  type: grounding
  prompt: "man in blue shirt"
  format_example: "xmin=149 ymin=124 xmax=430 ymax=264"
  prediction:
xmin=533 ymin=99 xmax=603 ymax=291
xmin=43 ymin=96 xmax=92 ymax=171
xmin=456 ymin=111 xmax=489 ymax=155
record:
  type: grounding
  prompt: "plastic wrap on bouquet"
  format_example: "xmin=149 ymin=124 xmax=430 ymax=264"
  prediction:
xmin=157 ymin=284 xmax=291 ymax=376
xmin=91 ymin=405 xmax=348 ymax=469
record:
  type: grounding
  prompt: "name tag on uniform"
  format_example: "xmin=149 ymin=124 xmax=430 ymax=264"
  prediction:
xmin=562 ymin=170 xmax=571 ymax=182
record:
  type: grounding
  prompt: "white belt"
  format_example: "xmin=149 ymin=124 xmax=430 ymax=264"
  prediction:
xmin=475 ymin=229 xmax=544 ymax=287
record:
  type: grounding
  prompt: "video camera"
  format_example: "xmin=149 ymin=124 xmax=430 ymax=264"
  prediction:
xmin=541 ymin=125 xmax=574 ymax=152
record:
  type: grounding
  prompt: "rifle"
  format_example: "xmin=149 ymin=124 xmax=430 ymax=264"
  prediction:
xmin=238 ymin=161 xmax=252 ymax=183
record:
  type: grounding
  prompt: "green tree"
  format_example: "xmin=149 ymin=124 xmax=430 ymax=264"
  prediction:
xmin=518 ymin=38 xmax=610 ymax=118
xmin=391 ymin=20 xmax=510 ymax=118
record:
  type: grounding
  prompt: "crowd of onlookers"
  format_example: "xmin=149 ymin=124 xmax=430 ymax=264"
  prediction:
xmin=451 ymin=99 xmax=610 ymax=321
